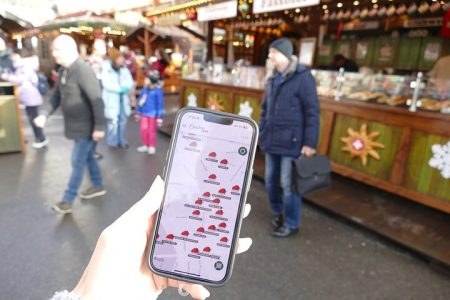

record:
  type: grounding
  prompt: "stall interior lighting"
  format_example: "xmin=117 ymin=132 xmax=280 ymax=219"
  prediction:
xmin=353 ymin=1 xmax=359 ymax=5
xmin=371 ymin=0 xmax=378 ymax=3
xmin=145 ymin=0 xmax=212 ymax=17
xmin=337 ymin=3 xmax=343 ymax=8
xmin=322 ymin=5 xmax=328 ymax=9
xmin=295 ymin=8 xmax=300 ymax=13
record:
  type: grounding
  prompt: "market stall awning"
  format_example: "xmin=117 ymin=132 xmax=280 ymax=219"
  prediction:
xmin=0 ymin=10 xmax=32 ymax=34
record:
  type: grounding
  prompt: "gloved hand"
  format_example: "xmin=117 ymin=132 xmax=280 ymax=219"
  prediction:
xmin=120 ymin=87 xmax=129 ymax=94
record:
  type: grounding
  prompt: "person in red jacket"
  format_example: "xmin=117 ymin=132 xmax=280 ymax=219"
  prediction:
xmin=147 ymin=48 xmax=170 ymax=78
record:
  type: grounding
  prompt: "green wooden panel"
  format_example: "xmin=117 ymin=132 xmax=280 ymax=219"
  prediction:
xmin=328 ymin=115 xmax=402 ymax=180
xmin=355 ymin=39 xmax=375 ymax=66
xmin=205 ymin=90 xmax=231 ymax=113
xmin=182 ymin=86 xmax=202 ymax=108
xmin=316 ymin=40 xmax=335 ymax=66
xmin=395 ymin=37 xmax=421 ymax=70
xmin=404 ymin=131 xmax=450 ymax=202
xmin=0 ymin=96 xmax=22 ymax=153
xmin=418 ymin=37 xmax=443 ymax=70
xmin=374 ymin=37 xmax=399 ymax=68
xmin=333 ymin=40 xmax=353 ymax=60
xmin=232 ymin=94 xmax=261 ymax=123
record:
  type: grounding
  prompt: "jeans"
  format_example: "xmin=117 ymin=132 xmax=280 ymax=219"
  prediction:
xmin=140 ymin=116 xmax=157 ymax=147
xmin=265 ymin=153 xmax=302 ymax=229
xmin=63 ymin=138 xmax=103 ymax=203
xmin=25 ymin=106 xmax=46 ymax=142
xmin=106 ymin=100 xmax=128 ymax=147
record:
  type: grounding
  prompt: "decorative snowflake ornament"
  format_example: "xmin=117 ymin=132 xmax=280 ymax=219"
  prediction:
xmin=428 ymin=141 xmax=450 ymax=179
xmin=187 ymin=93 xmax=197 ymax=107
xmin=238 ymin=100 xmax=253 ymax=118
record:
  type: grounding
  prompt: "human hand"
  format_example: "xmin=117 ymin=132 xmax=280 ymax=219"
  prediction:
xmin=134 ymin=113 xmax=141 ymax=122
xmin=156 ymin=118 xmax=163 ymax=127
xmin=92 ymin=130 xmax=105 ymax=141
xmin=34 ymin=115 xmax=47 ymax=128
xmin=72 ymin=176 xmax=253 ymax=300
xmin=301 ymin=145 xmax=316 ymax=157
xmin=1 ymin=73 xmax=8 ymax=80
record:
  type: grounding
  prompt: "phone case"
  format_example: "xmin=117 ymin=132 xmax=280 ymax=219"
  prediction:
xmin=148 ymin=107 xmax=259 ymax=286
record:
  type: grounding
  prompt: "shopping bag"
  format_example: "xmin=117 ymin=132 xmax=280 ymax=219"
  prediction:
xmin=293 ymin=155 xmax=331 ymax=195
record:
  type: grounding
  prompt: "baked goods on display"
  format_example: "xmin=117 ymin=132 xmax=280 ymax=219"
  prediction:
xmin=418 ymin=98 xmax=442 ymax=111
xmin=386 ymin=96 xmax=408 ymax=106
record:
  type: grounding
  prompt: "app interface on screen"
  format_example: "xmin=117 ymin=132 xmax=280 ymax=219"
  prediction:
xmin=152 ymin=111 xmax=254 ymax=282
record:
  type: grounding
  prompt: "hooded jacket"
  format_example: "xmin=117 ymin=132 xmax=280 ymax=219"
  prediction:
xmin=259 ymin=57 xmax=320 ymax=157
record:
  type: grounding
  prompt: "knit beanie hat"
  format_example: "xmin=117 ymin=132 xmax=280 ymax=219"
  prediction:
xmin=269 ymin=38 xmax=293 ymax=59
xmin=107 ymin=47 xmax=121 ymax=60
xmin=146 ymin=69 xmax=160 ymax=84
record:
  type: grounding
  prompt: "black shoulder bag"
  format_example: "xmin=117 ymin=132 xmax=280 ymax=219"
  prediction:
xmin=293 ymin=155 xmax=332 ymax=195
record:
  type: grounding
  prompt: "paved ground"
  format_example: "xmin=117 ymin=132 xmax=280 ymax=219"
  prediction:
xmin=0 ymin=96 xmax=449 ymax=299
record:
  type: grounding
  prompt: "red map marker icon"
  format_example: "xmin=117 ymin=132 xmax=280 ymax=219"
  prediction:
xmin=192 ymin=210 xmax=200 ymax=215
xmin=203 ymin=192 xmax=211 ymax=197
xmin=213 ymin=198 xmax=220 ymax=204
xmin=203 ymin=247 xmax=211 ymax=253
xmin=209 ymin=152 xmax=217 ymax=158
xmin=195 ymin=199 xmax=203 ymax=205
xmin=219 ymin=222 xmax=227 ymax=228
xmin=220 ymin=159 xmax=228 ymax=165
xmin=166 ymin=234 xmax=174 ymax=240
xmin=208 ymin=174 xmax=217 ymax=180
xmin=232 ymin=185 xmax=240 ymax=191
xmin=190 ymin=141 xmax=197 ymax=147
xmin=216 ymin=210 xmax=224 ymax=215
xmin=191 ymin=248 xmax=199 ymax=254
xmin=208 ymin=225 xmax=216 ymax=230
xmin=197 ymin=227 xmax=205 ymax=233
xmin=181 ymin=231 xmax=189 ymax=236
xmin=220 ymin=237 xmax=228 ymax=243
xmin=218 ymin=188 xmax=226 ymax=194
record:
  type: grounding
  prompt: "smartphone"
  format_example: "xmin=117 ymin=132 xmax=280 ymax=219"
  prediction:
xmin=148 ymin=107 xmax=258 ymax=286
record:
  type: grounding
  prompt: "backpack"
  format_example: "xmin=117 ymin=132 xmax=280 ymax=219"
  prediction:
xmin=36 ymin=73 xmax=49 ymax=95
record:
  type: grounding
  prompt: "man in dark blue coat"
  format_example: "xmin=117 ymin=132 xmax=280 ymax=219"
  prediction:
xmin=259 ymin=38 xmax=320 ymax=237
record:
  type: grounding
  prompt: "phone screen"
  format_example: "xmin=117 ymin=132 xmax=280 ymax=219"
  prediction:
xmin=150 ymin=110 xmax=256 ymax=284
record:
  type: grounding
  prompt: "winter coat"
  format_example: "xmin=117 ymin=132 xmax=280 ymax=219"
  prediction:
xmin=137 ymin=87 xmax=164 ymax=118
xmin=42 ymin=58 xmax=105 ymax=139
xmin=101 ymin=61 xmax=134 ymax=120
xmin=259 ymin=57 xmax=320 ymax=157
xmin=4 ymin=59 xmax=43 ymax=106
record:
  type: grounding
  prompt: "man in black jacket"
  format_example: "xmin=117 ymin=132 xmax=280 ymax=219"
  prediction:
xmin=34 ymin=35 xmax=106 ymax=214
xmin=259 ymin=38 xmax=320 ymax=237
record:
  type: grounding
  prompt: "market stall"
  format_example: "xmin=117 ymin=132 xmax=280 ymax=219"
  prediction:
xmin=0 ymin=82 xmax=25 ymax=153
xmin=179 ymin=68 xmax=450 ymax=213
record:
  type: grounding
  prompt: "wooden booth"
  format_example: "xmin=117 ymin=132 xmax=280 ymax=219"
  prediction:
xmin=179 ymin=76 xmax=450 ymax=214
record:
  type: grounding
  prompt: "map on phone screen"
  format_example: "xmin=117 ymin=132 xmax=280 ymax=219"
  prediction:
xmin=151 ymin=111 xmax=254 ymax=282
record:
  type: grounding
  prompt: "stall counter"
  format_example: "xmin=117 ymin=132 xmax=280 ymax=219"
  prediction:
xmin=179 ymin=78 xmax=450 ymax=213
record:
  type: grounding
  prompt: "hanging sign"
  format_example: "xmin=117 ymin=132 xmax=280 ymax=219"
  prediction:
xmin=197 ymin=0 xmax=237 ymax=22
xmin=253 ymin=0 xmax=320 ymax=14
xmin=156 ymin=14 xmax=182 ymax=26
xmin=404 ymin=17 xmax=442 ymax=28
xmin=343 ymin=21 xmax=379 ymax=31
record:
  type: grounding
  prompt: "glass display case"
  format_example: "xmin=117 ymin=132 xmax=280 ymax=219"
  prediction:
xmin=312 ymin=69 xmax=449 ymax=113
xmin=311 ymin=70 xmax=338 ymax=98
xmin=419 ymin=78 xmax=450 ymax=113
